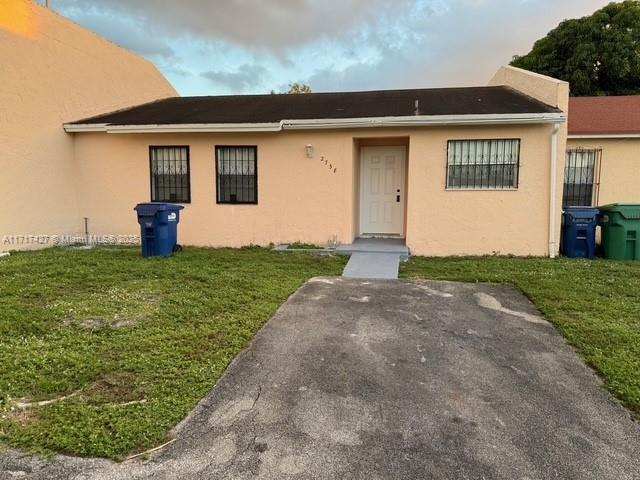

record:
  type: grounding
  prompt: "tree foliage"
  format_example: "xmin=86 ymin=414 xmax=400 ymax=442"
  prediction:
xmin=286 ymin=82 xmax=312 ymax=94
xmin=270 ymin=83 xmax=312 ymax=95
xmin=511 ymin=1 xmax=640 ymax=96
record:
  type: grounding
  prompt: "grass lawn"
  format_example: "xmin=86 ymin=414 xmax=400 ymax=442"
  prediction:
xmin=401 ymin=256 xmax=640 ymax=420
xmin=0 ymin=246 xmax=346 ymax=460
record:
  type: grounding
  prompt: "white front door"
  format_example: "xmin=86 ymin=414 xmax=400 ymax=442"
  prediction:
xmin=360 ymin=146 xmax=406 ymax=236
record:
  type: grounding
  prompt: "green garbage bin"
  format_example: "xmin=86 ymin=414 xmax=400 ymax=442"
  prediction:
xmin=598 ymin=204 xmax=640 ymax=260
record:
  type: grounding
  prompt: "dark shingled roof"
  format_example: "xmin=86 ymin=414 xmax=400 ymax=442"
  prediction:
xmin=71 ymin=86 xmax=560 ymax=125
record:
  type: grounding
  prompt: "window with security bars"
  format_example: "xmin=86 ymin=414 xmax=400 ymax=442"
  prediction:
xmin=446 ymin=139 xmax=520 ymax=189
xmin=216 ymin=146 xmax=258 ymax=204
xmin=149 ymin=146 xmax=190 ymax=203
xmin=563 ymin=148 xmax=601 ymax=207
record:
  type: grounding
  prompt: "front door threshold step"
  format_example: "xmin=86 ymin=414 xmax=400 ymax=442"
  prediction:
xmin=342 ymin=252 xmax=402 ymax=280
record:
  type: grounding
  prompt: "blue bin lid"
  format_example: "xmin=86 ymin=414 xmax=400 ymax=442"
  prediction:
xmin=134 ymin=203 xmax=185 ymax=215
xmin=563 ymin=207 xmax=600 ymax=222
xmin=563 ymin=207 xmax=599 ymax=214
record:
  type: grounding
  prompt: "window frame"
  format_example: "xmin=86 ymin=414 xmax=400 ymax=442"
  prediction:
xmin=215 ymin=145 xmax=259 ymax=205
xmin=563 ymin=147 xmax=602 ymax=208
xmin=445 ymin=138 xmax=521 ymax=191
xmin=149 ymin=145 xmax=191 ymax=204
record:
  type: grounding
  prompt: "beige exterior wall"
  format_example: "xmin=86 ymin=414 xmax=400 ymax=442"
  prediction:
xmin=0 ymin=0 xmax=176 ymax=250
xmin=406 ymin=125 xmax=555 ymax=256
xmin=74 ymin=131 xmax=358 ymax=250
xmin=490 ymin=66 xmax=569 ymax=256
xmin=73 ymin=123 xmax=557 ymax=257
xmin=566 ymin=138 xmax=640 ymax=205
xmin=489 ymin=65 xmax=569 ymax=111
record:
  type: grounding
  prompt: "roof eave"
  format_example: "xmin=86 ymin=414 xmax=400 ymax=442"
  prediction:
xmin=64 ymin=123 xmax=109 ymax=132
xmin=64 ymin=112 xmax=566 ymax=134
xmin=63 ymin=122 xmax=282 ymax=133
xmin=568 ymin=133 xmax=640 ymax=139
xmin=283 ymin=113 xmax=565 ymax=130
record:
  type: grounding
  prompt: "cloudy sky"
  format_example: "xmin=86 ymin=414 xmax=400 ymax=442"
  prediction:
xmin=40 ymin=0 xmax=610 ymax=96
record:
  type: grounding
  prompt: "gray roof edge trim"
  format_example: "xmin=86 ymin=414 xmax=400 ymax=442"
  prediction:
xmin=64 ymin=112 xmax=566 ymax=133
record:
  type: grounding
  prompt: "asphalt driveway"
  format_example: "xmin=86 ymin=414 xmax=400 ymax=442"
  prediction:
xmin=2 ymin=278 xmax=639 ymax=479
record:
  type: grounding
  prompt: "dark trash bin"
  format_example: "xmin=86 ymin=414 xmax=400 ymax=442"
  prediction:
xmin=561 ymin=207 xmax=599 ymax=259
xmin=134 ymin=203 xmax=184 ymax=257
xmin=598 ymin=204 xmax=640 ymax=261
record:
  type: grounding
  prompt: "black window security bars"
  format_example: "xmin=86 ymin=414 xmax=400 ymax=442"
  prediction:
xmin=563 ymin=148 xmax=602 ymax=207
xmin=149 ymin=146 xmax=190 ymax=203
xmin=446 ymin=139 xmax=521 ymax=190
xmin=216 ymin=146 xmax=258 ymax=204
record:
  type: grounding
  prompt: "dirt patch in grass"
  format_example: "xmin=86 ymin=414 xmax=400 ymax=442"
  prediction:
xmin=3 ymin=408 xmax=38 ymax=428
xmin=287 ymin=242 xmax=323 ymax=249
xmin=80 ymin=318 xmax=137 ymax=330
xmin=81 ymin=372 xmax=146 ymax=405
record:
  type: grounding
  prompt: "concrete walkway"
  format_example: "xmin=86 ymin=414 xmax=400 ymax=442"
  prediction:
xmin=4 ymin=278 xmax=639 ymax=479
xmin=342 ymin=252 xmax=401 ymax=279
xmin=340 ymin=238 xmax=408 ymax=279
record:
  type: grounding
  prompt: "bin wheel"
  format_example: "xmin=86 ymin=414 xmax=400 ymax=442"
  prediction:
xmin=173 ymin=244 xmax=183 ymax=253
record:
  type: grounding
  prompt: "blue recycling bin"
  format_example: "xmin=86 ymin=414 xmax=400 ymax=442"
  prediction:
xmin=134 ymin=203 xmax=184 ymax=257
xmin=561 ymin=207 xmax=599 ymax=259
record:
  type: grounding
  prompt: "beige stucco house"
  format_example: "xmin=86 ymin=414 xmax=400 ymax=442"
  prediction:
xmin=62 ymin=66 xmax=568 ymax=257
xmin=3 ymin=1 xmax=578 ymax=258
xmin=565 ymin=96 xmax=640 ymax=208
xmin=0 ymin=0 xmax=176 ymax=249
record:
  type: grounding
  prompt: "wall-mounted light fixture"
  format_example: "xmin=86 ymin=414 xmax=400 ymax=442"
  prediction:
xmin=305 ymin=144 xmax=314 ymax=159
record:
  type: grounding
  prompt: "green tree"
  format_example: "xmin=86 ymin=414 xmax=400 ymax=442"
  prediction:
xmin=286 ymin=82 xmax=312 ymax=94
xmin=270 ymin=83 xmax=312 ymax=95
xmin=511 ymin=1 xmax=640 ymax=96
